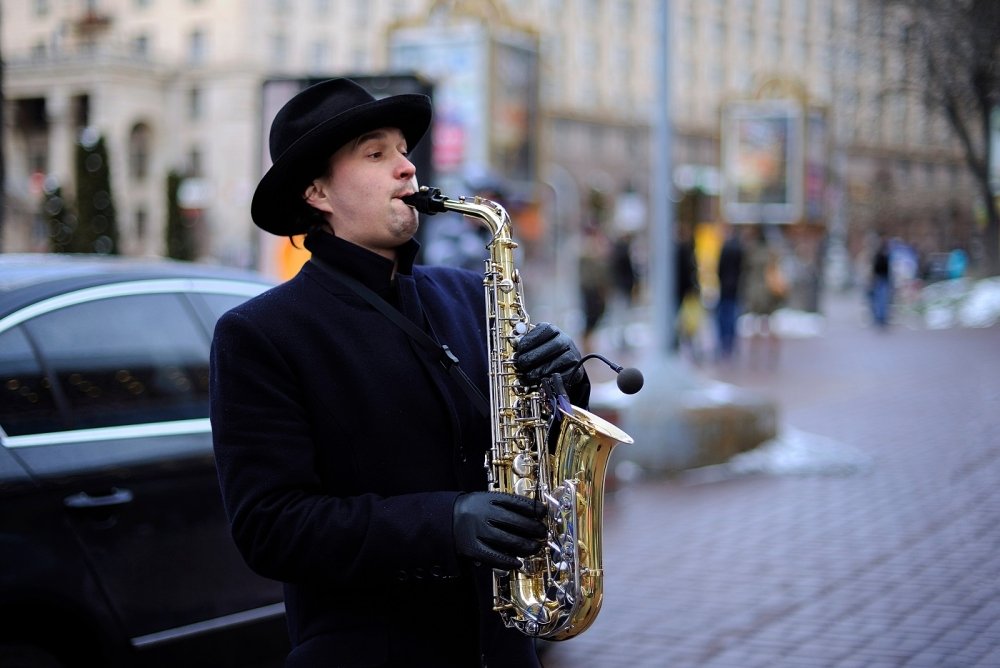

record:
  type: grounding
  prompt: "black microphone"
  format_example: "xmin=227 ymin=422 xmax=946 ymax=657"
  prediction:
xmin=570 ymin=354 xmax=644 ymax=395
xmin=615 ymin=366 xmax=645 ymax=395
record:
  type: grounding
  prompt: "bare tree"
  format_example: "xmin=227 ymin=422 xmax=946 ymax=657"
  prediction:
xmin=869 ymin=0 xmax=999 ymax=275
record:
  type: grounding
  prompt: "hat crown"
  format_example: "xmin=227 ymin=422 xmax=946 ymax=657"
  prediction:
xmin=269 ymin=79 xmax=375 ymax=163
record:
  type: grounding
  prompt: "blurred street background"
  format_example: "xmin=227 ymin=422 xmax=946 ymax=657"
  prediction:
xmin=540 ymin=284 xmax=1000 ymax=667
xmin=2 ymin=1 xmax=999 ymax=666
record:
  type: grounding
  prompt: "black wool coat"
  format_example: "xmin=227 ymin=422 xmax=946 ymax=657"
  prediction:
xmin=210 ymin=232 xmax=540 ymax=667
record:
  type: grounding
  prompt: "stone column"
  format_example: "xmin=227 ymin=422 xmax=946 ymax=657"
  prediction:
xmin=46 ymin=89 xmax=76 ymax=194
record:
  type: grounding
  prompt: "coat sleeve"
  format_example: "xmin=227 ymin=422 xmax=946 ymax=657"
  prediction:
xmin=210 ymin=306 xmax=464 ymax=587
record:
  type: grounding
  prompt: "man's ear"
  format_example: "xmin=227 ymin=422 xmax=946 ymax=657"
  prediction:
xmin=303 ymin=181 xmax=334 ymax=214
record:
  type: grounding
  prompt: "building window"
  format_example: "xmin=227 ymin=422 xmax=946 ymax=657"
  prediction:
xmin=135 ymin=206 xmax=147 ymax=240
xmin=188 ymin=147 xmax=203 ymax=177
xmin=129 ymin=123 xmax=151 ymax=181
xmin=133 ymin=33 xmax=150 ymax=57
xmin=188 ymin=87 xmax=203 ymax=121
xmin=271 ymin=33 xmax=289 ymax=68
xmin=188 ymin=30 xmax=206 ymax=65
xmin=309 ymin=40 xmax=329 ymax=72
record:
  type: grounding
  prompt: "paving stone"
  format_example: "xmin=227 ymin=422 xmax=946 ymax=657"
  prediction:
xmin=540 ymin=291 xmax=1000 ymax=667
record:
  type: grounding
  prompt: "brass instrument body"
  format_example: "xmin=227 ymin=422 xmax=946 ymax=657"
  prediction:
xmin=406 ymin=187 xmax=632 ymax=641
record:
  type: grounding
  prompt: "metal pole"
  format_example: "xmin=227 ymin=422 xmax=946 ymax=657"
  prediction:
xmin=649 ymin=0 xmax=674 ymax=355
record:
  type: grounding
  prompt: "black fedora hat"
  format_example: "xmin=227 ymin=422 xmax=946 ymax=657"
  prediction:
xmin=251 ymin=78 xmax=432 ymax=236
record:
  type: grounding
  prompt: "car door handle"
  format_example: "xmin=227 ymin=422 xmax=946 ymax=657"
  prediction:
xmin=64 ymin=487 xmax=135 ymax=509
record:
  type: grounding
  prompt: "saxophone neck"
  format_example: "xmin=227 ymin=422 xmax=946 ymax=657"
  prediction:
xmin=403 ymin=186 xmax=511 ymax=240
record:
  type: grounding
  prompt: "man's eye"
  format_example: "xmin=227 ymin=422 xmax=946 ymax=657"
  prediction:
xmin=368 ymin=151 xmax=382 ymax=159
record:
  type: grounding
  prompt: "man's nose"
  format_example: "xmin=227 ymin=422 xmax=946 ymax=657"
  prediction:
xmin=398 ymin=155 xmax=416 ymax=179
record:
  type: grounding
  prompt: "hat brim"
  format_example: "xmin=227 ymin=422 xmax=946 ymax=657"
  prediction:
xmin=251 ymin=93 xmax=432 ymax=236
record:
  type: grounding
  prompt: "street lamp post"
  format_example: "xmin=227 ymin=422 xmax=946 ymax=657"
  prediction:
xmin=615 ymin=0 xmax=692 ymax=474
xmin=650 ymin=0 xmax=675 ymax=354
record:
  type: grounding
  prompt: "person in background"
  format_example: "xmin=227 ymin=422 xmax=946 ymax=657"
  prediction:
xmin=715 ymin=223 xmax=744 ymax=361
xmin=578 ymin=222 xmax=612 ymax=352
xmin=742 ymin=224 xmax=786 ymax=366
xmin=210 ymin=78 xmax=590 ymax=668
xmin=870 ymin=235 xmax=893 ymax=328
xmin=673 ymin=220 xmax=701 ymax=357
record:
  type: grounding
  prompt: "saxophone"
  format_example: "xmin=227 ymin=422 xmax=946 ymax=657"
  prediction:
xmin=404 ymin=186 xmax=638 ymax=641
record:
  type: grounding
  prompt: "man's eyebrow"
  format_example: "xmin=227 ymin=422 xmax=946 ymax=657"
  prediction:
xmin=356 ymin=130 xmax=388 ymax=145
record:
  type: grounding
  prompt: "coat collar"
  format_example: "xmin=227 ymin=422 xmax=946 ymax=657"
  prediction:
xmin=305 ymin=231 xmax=420 ymax=297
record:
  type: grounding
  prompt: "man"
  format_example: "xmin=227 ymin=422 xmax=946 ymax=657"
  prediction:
xmin=210 ymin=78 xmax=589 ymax=667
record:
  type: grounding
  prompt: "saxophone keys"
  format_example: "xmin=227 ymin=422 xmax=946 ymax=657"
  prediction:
xmin=514 ymin=477 xmax=536 ymax=497
xmin=512 ymin=453 xmax=535 ymax=476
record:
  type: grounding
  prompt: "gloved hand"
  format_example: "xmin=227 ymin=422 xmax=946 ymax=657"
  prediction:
xmin=453 ymin=491 xmax=546 ymax=570
xmin=513 ymin=322 xmax=586 ymax=390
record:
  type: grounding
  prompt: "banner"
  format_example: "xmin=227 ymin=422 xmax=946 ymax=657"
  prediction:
xmin=721 ymin=100 xmax=803 ymax=224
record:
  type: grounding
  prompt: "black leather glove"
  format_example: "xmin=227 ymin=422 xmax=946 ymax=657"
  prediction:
xmin=453 ymin=491 xmax=546 ymax=570
xmin=513 ymin=322 xmax=586 ymax=390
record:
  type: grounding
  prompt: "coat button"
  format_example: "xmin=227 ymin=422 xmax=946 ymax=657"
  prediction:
xmin=396 ymin=570 xmax=409 ymax=582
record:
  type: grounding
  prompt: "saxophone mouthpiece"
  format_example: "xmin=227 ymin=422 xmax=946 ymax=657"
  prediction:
xmin=402 ymin=186 xmax=448 ymax=214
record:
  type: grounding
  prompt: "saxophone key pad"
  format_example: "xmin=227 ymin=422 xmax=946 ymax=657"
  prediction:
xmin=512 ymin=453 xmax=535 ymax=476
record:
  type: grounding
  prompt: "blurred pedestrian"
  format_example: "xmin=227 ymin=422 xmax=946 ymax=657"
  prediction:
xmin=578 ymin=222 xmax=612 ymax=352
xmin=611 ymin=231 xmax=637 ymax=308
xmin=947 ymin=247 xmax=968 ymax=280
xmin=210 ymin=78 xmax=591 ymax=667
xmin=742 ymin=224 xmax=786 ymax=366
xmin=870 ymin=236 xmax=892 ymax=328
xmin=608 ymin=230 xmax=638 ymax=349
xmin=673 ymin=221 xmax=701 ymax=359
xmin=715 ymin=224 xmax=744 ymax=361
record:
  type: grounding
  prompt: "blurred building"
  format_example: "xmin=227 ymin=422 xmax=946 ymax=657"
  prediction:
xmin=1 ymin=0 xmax=979 ymax=280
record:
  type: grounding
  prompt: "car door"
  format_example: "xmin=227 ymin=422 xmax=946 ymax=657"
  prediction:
xmin=1 ymin=282 xmax=284 ymax=665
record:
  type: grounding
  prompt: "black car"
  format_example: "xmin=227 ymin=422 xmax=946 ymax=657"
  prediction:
xmin=0 ymin=254 xmax=288 ymax=668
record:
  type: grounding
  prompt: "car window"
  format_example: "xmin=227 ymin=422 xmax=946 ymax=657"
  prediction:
xmin=17 ymin=293 xmax=211 ymax=434
xmin=0 ymin=326 xmax=64 ymax=437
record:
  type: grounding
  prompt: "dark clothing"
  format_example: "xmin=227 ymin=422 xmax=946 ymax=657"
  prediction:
xmin=611 ymin=237 xmax=636 ymax=304
xmin=675 ymin=240 xmax=698 ymax=308
xmin=873 ymin=246 xmax=890 ymax=280
xmin=717 ymin=237 xmax=744 ymax=302
xmin=210 ymin=231 xmax=539 ymax=667
xmin=871 ymin=244 xmax=892 ymax=328
xmin=715 ymin=236 xmax=744 ymax=359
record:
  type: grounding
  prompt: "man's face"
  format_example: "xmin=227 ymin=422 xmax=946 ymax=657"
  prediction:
xmin=305 ymin=127 xmax=419 ymax=259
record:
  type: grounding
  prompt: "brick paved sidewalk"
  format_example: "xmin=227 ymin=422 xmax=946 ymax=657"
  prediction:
xmin=540 ymin=291 xmax=1000 ymax=667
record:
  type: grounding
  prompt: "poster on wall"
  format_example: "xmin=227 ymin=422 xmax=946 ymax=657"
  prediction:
xmin=389 ymin=23 xmax=539 ymax=197
xmin=721 ymin=99 xmax=803 ymax=225
xmin=489 ymin=31 xmax=540 ymax=187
